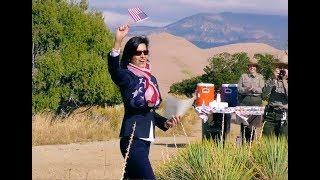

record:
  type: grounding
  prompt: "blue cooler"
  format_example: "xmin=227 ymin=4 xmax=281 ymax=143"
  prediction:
xmin=220 ymin=84 xmax=238 ymax=107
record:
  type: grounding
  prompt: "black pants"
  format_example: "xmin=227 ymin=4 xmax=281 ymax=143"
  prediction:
xmin=263 ymin=108 xmax=288 ymax=138
xmin=120 ymin=137 xmax=155 ymax=180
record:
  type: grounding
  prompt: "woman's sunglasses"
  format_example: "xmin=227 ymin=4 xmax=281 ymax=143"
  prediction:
xmin=135 ymin=50 xmax=149 ymax=56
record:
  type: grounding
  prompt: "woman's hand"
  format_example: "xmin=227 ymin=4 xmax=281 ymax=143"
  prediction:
xmin=164 ymin=115 xmax=182 ymax=129
xmin=113 ymin=24 xmax=129 ymax=50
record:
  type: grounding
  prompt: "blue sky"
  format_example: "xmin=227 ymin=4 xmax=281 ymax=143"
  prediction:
xmin=88 ymin=0 xmax=288 ymax=29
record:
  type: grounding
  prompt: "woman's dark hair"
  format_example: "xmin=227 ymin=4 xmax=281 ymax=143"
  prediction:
xmin=121 ymin=36 xmax=149 ymax=69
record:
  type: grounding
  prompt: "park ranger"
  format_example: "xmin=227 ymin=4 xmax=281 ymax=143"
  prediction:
xmin=262 ymin=54 xmax=288 ymax=138
xmin=237 ymin=57 xmax=265 ymax=143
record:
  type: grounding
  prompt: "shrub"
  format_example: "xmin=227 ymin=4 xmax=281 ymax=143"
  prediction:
xmin=169 ymin=52 xmax=250 ymax=95
xmin=32 ymin=0 xmax=121 ymax=114
xmin=169 ymin=76 xmax=203 ymax=97
xmin=255 ymin=54 xmax=278 ymax=80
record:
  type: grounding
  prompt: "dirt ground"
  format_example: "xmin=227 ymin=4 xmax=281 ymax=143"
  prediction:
xmin=32 ymin=117 xmax=242 ymax=180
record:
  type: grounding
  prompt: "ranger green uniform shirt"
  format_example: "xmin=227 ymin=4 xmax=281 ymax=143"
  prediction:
xmin=262 ymin=79 xmax=288 ymax=110
xmin=238 ymin=73 xmax=265 ymax=96
xmin=237 ymin=73 xmax=265 ymax=128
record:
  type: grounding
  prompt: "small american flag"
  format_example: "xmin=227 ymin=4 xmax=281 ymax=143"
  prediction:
xmin=128 ymin=7 xmax=149 ymax=23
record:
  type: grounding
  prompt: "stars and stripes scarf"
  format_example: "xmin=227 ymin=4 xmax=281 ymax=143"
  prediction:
xmin=127 ymin=63 xmax=160 ymax=107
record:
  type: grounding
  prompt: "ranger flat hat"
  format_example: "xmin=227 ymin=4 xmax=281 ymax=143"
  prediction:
xmin=248 ymin=55 xmax=259 ymax=66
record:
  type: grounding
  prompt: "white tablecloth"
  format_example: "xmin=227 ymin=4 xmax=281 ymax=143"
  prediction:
xmin=195 ymin=105 xmax=265 ymax=126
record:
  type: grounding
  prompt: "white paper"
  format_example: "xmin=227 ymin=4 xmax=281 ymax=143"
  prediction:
xmin=164 ymin=95 xmax=195 ymax=119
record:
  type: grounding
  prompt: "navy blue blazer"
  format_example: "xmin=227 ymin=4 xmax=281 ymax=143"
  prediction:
xmin=108 ymin=53 xmax=168 ymax=138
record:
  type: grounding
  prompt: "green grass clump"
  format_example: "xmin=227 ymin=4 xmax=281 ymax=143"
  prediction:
xmin=155 ymin=136 xmax=288 ymax=180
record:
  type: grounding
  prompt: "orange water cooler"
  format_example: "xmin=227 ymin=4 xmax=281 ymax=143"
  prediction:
xmin=195 ymin=83 xmax=215 ymax=106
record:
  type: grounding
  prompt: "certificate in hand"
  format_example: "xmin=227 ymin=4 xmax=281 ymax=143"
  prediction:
xmin=164 ymin=95 xmax=195 ymax=119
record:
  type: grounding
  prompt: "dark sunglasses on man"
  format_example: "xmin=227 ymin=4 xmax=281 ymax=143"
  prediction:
xmin=135 ymin=50 xmax=149 ymax=56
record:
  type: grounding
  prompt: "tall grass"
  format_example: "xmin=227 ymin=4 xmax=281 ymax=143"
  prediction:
xmin=251 ymin=136 xmax=288 ymax=179
xmin=32 ymin=106 xmax=124 ymax=146
xmin=32 ymin=97 xmax=198 ymax=146
xmin=155 ymin=136 xmax=288 ymax=180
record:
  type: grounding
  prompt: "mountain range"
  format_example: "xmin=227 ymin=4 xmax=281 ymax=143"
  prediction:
xmin=128 ymin=12 xmax=288 ymax=50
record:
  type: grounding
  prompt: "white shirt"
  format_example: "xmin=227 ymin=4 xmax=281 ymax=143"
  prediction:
xmin=140 ymin=121 xmax=155 ymax=142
